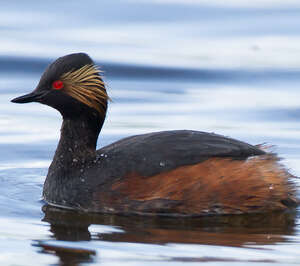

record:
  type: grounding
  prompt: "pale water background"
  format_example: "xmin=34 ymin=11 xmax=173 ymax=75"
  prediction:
xmin=1 ymin=1 xmax=300 ymax=265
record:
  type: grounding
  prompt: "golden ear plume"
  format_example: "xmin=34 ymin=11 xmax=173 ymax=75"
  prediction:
xmin=61 ymin=64 xmax=110 ymax=115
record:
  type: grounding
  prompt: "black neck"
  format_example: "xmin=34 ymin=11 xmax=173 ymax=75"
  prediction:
xmin=43 ymin=110 xmax=105 ymax=205
xmin=49 ymin=111 xmax=105 ymax=172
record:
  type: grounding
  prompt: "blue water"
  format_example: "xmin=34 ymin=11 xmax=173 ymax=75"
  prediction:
xmin=1 ymin=1 xmax=300 ymax=265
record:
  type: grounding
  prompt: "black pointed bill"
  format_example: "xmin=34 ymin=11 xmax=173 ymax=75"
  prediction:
xmin=11 ymin=90 xmax=47 ymax=104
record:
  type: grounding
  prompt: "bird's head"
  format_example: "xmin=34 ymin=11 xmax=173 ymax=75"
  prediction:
xmin=11 ymin=53 xmax=109 ymax=118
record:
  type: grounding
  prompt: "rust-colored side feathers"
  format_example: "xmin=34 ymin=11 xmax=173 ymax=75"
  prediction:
xmin=93 ymin=155 xmax=297 ymax=216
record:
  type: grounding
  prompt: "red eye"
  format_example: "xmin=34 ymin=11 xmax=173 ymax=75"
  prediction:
xmin=52 ymin=80 xmax=64 ymax=90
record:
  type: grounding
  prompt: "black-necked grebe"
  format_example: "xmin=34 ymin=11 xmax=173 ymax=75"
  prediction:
xmin=11 ymin=53 xmax=297 ymax=216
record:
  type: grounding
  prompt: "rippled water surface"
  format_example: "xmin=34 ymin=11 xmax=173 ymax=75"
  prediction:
xmin=1 ymin=1 xmax=300 ymax=265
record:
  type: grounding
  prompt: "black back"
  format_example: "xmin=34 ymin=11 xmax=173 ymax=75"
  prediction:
xmin=95 ymin=130 xmax=265 ymax=178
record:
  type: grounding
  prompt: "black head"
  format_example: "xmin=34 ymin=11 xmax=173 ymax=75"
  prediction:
xmin=11 ymin=53 xmax=109 ymax=118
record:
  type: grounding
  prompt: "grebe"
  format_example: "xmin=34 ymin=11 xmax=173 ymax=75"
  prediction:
xmin=11 ymin=53 xmax=297 ymax=216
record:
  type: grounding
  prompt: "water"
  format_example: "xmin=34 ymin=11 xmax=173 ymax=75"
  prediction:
xmin=1 ymin=1 xmax=300 ymax=265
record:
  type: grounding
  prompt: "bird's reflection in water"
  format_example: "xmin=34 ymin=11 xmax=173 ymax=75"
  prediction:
xmin=37 ymin=205 xmax=297 ymax=265
xmin=41 ymin=205 xmax=297 ymax=245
